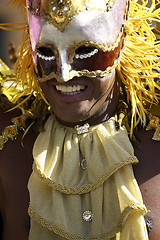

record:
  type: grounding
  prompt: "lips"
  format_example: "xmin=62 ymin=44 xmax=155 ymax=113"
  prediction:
xmin=46 ymin=80 xmax=90 ymax=103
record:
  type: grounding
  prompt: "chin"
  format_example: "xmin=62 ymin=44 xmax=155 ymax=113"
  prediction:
xmin=54 ymin=109 xmax=91 ymax=126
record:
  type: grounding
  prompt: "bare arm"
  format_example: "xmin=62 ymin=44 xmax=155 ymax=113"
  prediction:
xmin=133 ymin=127 xmax=160 ymax=240
xmin=0 ymin=109 xmax=35 ymax=240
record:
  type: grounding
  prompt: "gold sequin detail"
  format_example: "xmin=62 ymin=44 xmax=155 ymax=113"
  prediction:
xmin=106 ymin=0 xmax=115 ymax=12
xmin=45 ymin=0 xmax=74 ymax=32
xmin=75 ymin=123 xmax=90 ymax=134
xmin=28 ymin=203 xmax=147 ymax=240
xmin=36 ymin=56 xmax=120 ymax=83
xmin=152 ymin=127 xmax=160 ymax=141
xmin=146 ymin=115 xmax=159 ymax=130
xmin=41 ymin=0 xmax=118 ymax=32
xmin=0 ymin=108 xmax=33 ymax=150
xmin=146 ymin=114 xmax=160 ymax=141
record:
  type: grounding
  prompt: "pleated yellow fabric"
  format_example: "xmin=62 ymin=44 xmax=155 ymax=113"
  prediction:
xmin=28 ymin=115 xmax=148 ymax=240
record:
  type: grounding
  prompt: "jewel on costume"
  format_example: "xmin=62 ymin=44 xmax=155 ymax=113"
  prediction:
xmin=27 ymin=0 xmax=42 ymax=15
xmin=75 ymin=123 xmax=90 ymax=134
xmin=106 ymin=0 xmax=115 ymax=12
xmin=80 ymin=159 xmax=87 ymax=170
xmin=82 ymin=211 xmax=93 ymax=222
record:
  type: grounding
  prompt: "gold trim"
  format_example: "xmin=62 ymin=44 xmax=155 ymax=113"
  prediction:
xmin=33 ymin=156 xmax=138 ymax=194
xmin=44 ymin=12 xmax=74 ymax=32
xmin=28 ymin=202 xmax=147 ymax=240
xmin=0 ymin=71 xmax=16 ymax=83
xmin=153 ymin=127 xmax=160 ymax=141
xmin=67 ymin=30 xmax=124 ymax=66
xmin=42 ymin=0 xmax=117 ymax=32
xmin=0 ymin=58 xmax=10 ymax=71
xmin=36 ymin=42 xmax=59 ymax=57
xmin=146 ymin=115 xmax=159 ymax=130
xmin=36 ymin=30 xmax=124 ymax=70
xmin=146 ymin=114 xmax=160 ymax=141
xmin=36 ymin=31 xmax=124 ymax=82
xmin=72 ymin=30 xmax=124 ymax=54
xmin=36 ymin=56 xmax=121 ymax=82
xmin=0 ymin=107 xmax=33 ymax=150
xmin=43 ymin=0 xmax=75 ymax=32
xmin=36 ymin=30 xmax=125 ymax=82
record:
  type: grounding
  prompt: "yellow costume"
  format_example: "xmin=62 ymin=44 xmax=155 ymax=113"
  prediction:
xmin=28 ymin=115 xmax=148 ymax=239
xmin=0 ymin=0 xmax=160 ymax=239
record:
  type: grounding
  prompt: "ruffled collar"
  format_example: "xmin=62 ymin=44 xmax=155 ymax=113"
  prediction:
xmin=32 ymin=114 xmax=138 ymax=194
xmin=28 ymin=114 xmax=148 ymax=240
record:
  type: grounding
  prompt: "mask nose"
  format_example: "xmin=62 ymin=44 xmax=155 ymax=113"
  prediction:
xmin=57 ymin=49 xmax=72 ymax=82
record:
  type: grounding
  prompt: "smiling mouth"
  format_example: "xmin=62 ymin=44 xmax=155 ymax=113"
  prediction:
xmin=55 ymin=85 xmax=86 ymax=95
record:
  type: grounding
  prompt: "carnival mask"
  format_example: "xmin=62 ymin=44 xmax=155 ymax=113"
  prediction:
xmin=26 ymin=0 xmax=128 ymax=82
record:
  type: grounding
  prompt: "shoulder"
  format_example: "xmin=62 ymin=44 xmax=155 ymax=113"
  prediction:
xmin=132 ymin=125 xmax=160 ymax=240
xmin=0 ymin=103 xmax=36 ymax=182
xmin=133 ymin=103 xmax=160 ymax=184
xmin=0 ymin=84 xmax=37 ymax=157
xmin=0 ymin=85 xmax=36 ymax=198
xmin=133 ymin=127 xmax=160 ymax=181
xmin=0 ymin=107 xmax=35 ymax=240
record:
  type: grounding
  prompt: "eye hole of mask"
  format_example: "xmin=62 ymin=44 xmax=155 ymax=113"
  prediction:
xmin=36 ymin=46 xmax=57 ymax=77
xmin=73 ymin=34 xmax=124 ymax=71
xmin=35 ymin=33 xmax=124 ymax=79
xmin=37 ymin=47 xmax=55 ymax=58
xmin=75 ymin=46 xmax=97 ymax=55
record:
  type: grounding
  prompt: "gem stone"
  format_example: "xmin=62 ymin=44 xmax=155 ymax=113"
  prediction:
xmin=75 ymin=123 xmax=90 ymax=134
xmin=83 ymin=211 xmax=93 ymax=222
xmin=86 ymin=6 xmax=90 ymax=11
xmin=107 ymin=6 xmax=112 ymax=11
xmin=64 ymin=6 xmax=68 ymax=11
xmin=52 ymin=6 xmax=57 ymax=11
xmin=80 ymin=159 xmax=87 ymax=170
xmin=35 ymin=8 xmax=39 ymax=13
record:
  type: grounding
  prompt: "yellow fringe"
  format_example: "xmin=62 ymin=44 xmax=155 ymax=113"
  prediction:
xmin=1 ymin=0 xmax=160 ymax=135
xmin=0 ymin=22 xmax=26 ymax=31
xmin=117 ymin=0 xmax=160 ymax=134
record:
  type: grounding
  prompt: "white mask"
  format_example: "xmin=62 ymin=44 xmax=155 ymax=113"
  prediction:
xmin=26 ymin=0 xmax=128 ymax=82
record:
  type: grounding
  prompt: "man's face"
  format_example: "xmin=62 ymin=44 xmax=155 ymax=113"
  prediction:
xmin=35 ymin=0 xmax=127 ymax=125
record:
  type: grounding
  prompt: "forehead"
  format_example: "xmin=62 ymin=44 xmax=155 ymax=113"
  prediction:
xmin=39 ymin=0 xmax=127 ymax=49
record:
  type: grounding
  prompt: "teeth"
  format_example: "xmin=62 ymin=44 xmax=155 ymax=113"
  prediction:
xmin=56 ymin=85 xmax=85 ymax=94
xmin=61 ymin=91 xmax=81 ymax=95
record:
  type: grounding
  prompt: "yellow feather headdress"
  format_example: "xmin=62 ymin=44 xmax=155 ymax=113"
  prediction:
xmin=1 ymin=0 xmax=160 ymax=134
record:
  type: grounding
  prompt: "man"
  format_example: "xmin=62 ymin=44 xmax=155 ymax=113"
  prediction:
xmin=0 ymin=0 xmax=160 ymax=239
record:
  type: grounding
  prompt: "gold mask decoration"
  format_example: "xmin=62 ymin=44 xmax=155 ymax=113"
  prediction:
xmin=40 ymin=0 xmax=115 ymax=31
xmin=43 ymin=0 xmax=74 ymax=31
